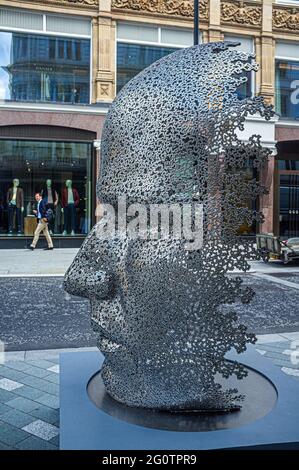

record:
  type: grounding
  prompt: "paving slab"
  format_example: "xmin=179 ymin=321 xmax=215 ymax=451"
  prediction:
xmin=0 ymin=336 xmax=299 ymax=450
xmin=22 ymin=419 xmax=59 ymax=441
xmin=0 ymin=248 xmax=78 ymax=276
xmin=15 ymin=435 xmax=58 ymax=450
xmin=0 ymin=421 xmax=28 ymax=446
xmin=1 ymin=409 xmax=36 ymax=428
xmin=29 ymin=405 xmax=59 ymax=425
xmin=6 ymin=396 xmax=41 ymax=413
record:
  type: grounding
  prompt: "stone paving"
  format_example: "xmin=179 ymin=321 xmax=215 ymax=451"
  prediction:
xmin=0 ymin=336 xmax=298 ymax=450
xmin=0 ymin=248 xmax=79 ymax=276
xmin=0 ymin=355 xmax=60 ymax=450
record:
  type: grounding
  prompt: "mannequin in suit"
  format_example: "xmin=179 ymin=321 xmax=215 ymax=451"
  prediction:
xmin=7 ymin=178 xmax=24 ymax=235
xmin=61 ymin=179 xmax=79 ymax=236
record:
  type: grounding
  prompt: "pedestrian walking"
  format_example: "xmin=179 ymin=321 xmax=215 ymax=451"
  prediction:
xmin=29 ymin=193 xmax=54 ymax=251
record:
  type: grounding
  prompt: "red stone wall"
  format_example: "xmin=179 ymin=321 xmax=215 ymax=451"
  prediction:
xmin=0 ymin=109 xmax=106 ymax=139
xmin=276 ymin=126 xmax=299 ymax=143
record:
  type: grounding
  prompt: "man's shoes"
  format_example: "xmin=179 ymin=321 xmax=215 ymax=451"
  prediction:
xmin=28 ymin=246 xmax=34 ymax=251
xmin=44 ymin=247 xmax=54 ymax=250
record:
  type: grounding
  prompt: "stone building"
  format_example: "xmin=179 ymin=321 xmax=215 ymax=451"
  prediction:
xmin=0 ymin=0 xmax=298 ymax=246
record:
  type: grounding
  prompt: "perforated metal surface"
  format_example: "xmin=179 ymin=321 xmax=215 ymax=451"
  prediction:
xmin=64 ymin=42 xmax=274 ymax=411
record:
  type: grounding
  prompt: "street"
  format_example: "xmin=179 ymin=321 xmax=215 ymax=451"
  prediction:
xmin=0 ymin=250 xmax=299 ymax=450
xmin=1 ymin=250 xmax=299 ymax=351
xmin=0 ymin=277 xmax=96 ymax=351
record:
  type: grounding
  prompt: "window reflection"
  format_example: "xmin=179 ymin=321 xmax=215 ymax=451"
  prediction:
xmin=236 ymin=71 xmax=252 ymax=100
xmin=117 ymin=43 xmax=177 ymax=94
xmin=276 ymin=60 xmax=299 ymax=119
xmin=117 ymin=42 xmax=252 ymax=98
xmin=278 ymin=159 xmax=299 ymax=170
xmin=0 ymin=31 xmax=90 ymax=104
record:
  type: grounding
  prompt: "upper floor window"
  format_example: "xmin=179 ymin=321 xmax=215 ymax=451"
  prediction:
xmin=116 ymin=22 xmax=194 ymax=94
xmin=276 ymin=1 xmax=299 ymax=4
xmin=276 ymin=42 xmax=299 ymax=119
xmin=0 ymin=8 xmax=91 ymax=105
xmin=223 ymin=35 xmax=254 ymax=100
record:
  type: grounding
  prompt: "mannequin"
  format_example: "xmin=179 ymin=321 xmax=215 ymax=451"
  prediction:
xmin=61 ymin=179 xmax=79 ymax=236
xmin=41 ymin=179 xmax=58 ymax=235
xmin=7 ymin=178 xmax=24 ymax=235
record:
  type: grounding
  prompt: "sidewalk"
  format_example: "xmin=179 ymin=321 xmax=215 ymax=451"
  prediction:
xmin=1 ymin=249 xmax=299 ymax=277
xmin=0 ymin=334 xmax=299 ymax=450
xmin=0 ymin=249 xmax=78 ymax=276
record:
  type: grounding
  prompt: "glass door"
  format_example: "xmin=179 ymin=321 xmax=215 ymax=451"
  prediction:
xmin=279 ymin=174 xmax=299 ymax=237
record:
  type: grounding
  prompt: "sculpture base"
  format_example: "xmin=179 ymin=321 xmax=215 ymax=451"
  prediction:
xmin=87 ymin=364 xmax=276 ymax=432
xmin=60 ymin=347 xmax=299 ymax=449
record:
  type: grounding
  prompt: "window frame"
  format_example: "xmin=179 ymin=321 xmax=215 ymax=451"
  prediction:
xmin=116 ymin=22 xmax=195 ymax=49
xmin=0 ymin=9 xmax=92 ymax=105
xmin=223 ymin=34 xmax=255 ymax=98
xmin=0 ymin=29 xmax=92 ymax=105
xmin=275 ymin=0 xmax=299 ymax=5
xmin=275 ymin=57 xmax=299 ymax=119
xmin=0 ymin=136 xmax=96 ymax=236
xmin=116 ymin=22 xmax=197 ymax=94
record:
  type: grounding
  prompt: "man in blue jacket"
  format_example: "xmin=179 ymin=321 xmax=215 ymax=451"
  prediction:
xmin=29 ymin=193 xmax=53 ymax=251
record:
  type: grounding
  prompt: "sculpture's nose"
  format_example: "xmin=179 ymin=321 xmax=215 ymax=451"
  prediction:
xmin=63 ymin=223 xmax=115 ymax=300
xmin=64 ymin=262 xmax=112 ymax=300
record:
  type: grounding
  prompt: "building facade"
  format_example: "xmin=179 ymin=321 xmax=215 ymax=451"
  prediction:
xmin=0 ymin=0 xmax=298 ymax=246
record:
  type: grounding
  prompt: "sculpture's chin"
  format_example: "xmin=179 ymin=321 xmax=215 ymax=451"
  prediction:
xmin=101 ymin=363 xmax=241 ymax=412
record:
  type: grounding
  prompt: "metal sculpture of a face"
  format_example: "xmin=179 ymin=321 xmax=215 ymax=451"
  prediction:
xmin=64 ymin=42 xmax=274 ymax=411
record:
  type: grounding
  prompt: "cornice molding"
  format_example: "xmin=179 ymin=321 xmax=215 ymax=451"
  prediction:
xmin=112 ymin=0 xmax=209 ymax=20
xmin=273 ymin=6 xmax=299 ymax=32
xmin=221 ymin=1 xmax=262 ymax=27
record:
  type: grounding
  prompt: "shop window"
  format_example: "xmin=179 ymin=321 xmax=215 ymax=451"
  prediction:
xmin=58 ymin=39 xmax=64 ymax=59
xmin=116 ymin=22 xmax=194 ymax=94
xmin=117 ymin=43 xmax=177 ymax=94
xmin=224 ymin=34 xmax=254 ymax=100
xmin=117 ymin=30 xmax=252 ymax=98
xmin=0 ymin=139 xmax=92 ymax=237
xmin=0 ymin=31 xmax=90 ymax=104
xmin=279 ymin=174 xmax=299 ymax=237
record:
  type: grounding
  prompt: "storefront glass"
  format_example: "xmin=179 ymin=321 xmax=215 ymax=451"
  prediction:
xmin=0 ymin=139 xmax=92 ymax=237
xmin=0 ymin=31 xmax=90 ymax=104
xmin=279 ymin=173 xmax=299 ymax=237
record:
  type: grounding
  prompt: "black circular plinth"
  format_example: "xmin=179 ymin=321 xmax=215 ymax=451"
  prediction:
xmin=87 ymin=364 xmax=277 ymax=432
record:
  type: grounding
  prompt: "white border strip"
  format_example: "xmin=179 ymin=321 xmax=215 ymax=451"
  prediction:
xmin=0 ymin=273 xmax=65 ymax=277
xmin=0 ymin=102 xmax=109 ymax=114
xmin=252 ymin=272 xmax=299 ymax=290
